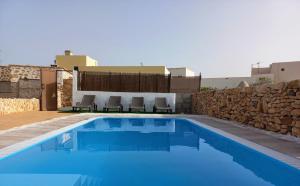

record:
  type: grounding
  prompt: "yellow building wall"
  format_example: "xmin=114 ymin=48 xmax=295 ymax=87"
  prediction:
xmin=79 ymin=66 xmax=169 ymax=75
xmin=86 ymin=56 xmax=97 ymax=66
xmin=56 ymin=55 xmax=97 ymax=70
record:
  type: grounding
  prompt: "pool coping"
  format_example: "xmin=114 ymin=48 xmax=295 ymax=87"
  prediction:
xmin=185 ymin=118 xmax=300 ymax=170
xmin=0 ymin=113 xmax=299 ymax=170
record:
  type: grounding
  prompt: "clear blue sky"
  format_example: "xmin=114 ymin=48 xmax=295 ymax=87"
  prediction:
xmin=1 ymin=0 xmax=300 ymax=77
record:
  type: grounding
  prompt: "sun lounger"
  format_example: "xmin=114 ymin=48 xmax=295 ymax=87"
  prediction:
xmin=72 ymin=95 xmax=96 ymax=112
xmin=103 ymin=96 xmax=123 ymax=112
xmin=153 ymin=97 xmax=172 ymax=113
xmin=129 ymin=97 xmax=146 ymax=112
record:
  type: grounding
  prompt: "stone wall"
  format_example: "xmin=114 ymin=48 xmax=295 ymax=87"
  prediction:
xmin=0 ymin=65 xmax=40 ymax=82
xmin=57 ymin=70 xmax=73 ymax=108
xmin=62 ymin=79 xmax=73 ymax=107
xmin=0 ymin=66 xmax=10 ymax=81
xmin=192 ymin=80 xmax=300 ymax=137
xmin=9 ymin=65 xmax=40 ymax=82
xmin=0 ymin=98 xmax=40 ymax=115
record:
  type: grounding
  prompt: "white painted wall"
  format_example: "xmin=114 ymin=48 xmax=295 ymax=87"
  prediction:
xmin=202 ymin=74 xmax=274 ymax=89
xmin=73 ymin=70 xmax=176 ymax=112
xmin=77 ymin=119 xmax=176 ymax=133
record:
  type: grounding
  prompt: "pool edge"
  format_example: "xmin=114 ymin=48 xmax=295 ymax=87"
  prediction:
xmin=0 ymin=114 xmax=299 ymax=170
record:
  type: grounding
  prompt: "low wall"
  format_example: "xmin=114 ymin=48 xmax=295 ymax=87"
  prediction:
xmin=73 ymin=70 xmax=176 ymax=112
xmin=0 ymin=98 xmax=40 ymax=115
xmin=73 ymin=91 xmax=176 ymax=112
xmin=201 ymin=74 xmax=274 ymax=89
xmin=192 ymin=80 xmax=300 ymax=137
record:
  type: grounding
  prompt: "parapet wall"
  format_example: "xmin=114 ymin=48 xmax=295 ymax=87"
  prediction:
xmin=0 ymin=65 xmax=40 ymax=82
xmin=192 ymin=80 xmax=300 ymax=137
xmin=0 ymin=98 xmax=40 ymax=115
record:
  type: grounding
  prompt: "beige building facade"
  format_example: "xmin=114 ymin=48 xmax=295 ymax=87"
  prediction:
xmin=56 ymin=50 xmax=170 ymax=75
xmin=56 ymin=50 xmax=98 ymax=71
xmin=251 ymin=61 xmax=300 ymax=83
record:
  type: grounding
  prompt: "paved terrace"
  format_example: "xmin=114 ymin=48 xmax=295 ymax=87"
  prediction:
xmin=0 ymin=111 xmax=73 ymax=130
xmin=0 ymin=113 xmax=299 ymax=168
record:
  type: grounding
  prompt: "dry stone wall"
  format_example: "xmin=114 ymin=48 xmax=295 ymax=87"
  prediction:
xmin=192 ymin=80 xmax=300 ymax=137
xmin=57 ymin=71 xmax=72 ymax=108
xmin=0 ymin=65 xmax=40 ymax=82
xmin=62 ymin=79 xmax=73 ymax=107
xmin=0 ymin=66 xmax=10 ymax=81
xmin=0 ymin=98 xmax=40 ymax=115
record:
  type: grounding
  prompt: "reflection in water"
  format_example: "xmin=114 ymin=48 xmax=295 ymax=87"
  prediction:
xmin=41 ymin=133 xmax=73 ymax=152
xmin=0 ymin=118 xmax=299 ymax=186
xmin=41 ymin=118 xmax=199 ymax=152
xmin=129 ymin=118 xmax=144 ymax=126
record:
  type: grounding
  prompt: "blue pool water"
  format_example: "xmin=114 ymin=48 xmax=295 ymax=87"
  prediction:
xmin=0 ymin=118 xmax=299 ymax=186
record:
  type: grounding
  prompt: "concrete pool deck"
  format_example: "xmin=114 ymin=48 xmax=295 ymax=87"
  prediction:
xmin=0 ymin=111 xmax=74 ymax=131
xmin=0 ymin=113 xmax=299 ymax=168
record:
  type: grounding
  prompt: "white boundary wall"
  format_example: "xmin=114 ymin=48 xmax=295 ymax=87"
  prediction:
xmin=72 ymin=70 xmax=176 ymax=112
xmin=202 ymin=74 xmax=274 ymax=89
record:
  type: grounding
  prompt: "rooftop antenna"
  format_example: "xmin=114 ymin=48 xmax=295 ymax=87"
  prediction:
xmin=257 ymin=61 xmax=261 ymax=74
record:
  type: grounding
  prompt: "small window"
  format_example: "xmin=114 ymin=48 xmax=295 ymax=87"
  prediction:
xmin=281 ymin=68 xmax=285 ymax=71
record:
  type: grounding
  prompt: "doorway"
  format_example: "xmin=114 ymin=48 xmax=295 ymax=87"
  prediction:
xmin=40 ymin=68 xmax=57 ymax=111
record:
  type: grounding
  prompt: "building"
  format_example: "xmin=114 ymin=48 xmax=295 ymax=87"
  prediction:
xmin=167 ymin=67 xmax=195 ymax=77
xmin=251 ymin=61 xmax=300 ymax=83
xmin=56 ymin=50 xmax=98 ymax=71
xmin=56 ymin=50 xmax=170 ymax=75
xmin=202 ymin=61 xmax=300 ymax=89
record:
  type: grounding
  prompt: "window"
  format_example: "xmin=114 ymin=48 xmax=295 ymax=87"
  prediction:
xmin=281 ymin=68 xmax=285 ymax=71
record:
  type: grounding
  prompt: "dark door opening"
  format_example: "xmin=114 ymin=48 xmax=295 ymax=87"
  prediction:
xmin=40 ymin=68 xmax=57 ymax=111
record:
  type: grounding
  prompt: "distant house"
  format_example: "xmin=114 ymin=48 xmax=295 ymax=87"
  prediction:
xmin=251 ymin=61 xmax=300 ymax=83
xmin=56 ymin=50 xmax=98 ymax=71
xmin=56 ymin=50 xmax=170 ymax=75
xmin=202 ymin=61 xmax=300 ymax=89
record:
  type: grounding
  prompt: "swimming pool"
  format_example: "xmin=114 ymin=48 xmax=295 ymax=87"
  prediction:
xmin=0 ymin=117 xmax=299 ymax=186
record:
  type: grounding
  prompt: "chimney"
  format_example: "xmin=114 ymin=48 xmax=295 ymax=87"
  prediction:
xmin=64 ymin=50 xmax=72 ymax=56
